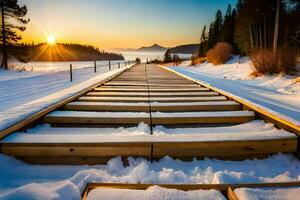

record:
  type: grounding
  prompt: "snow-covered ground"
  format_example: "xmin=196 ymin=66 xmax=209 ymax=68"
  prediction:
xmin=8 ymin=60 xmax=125 ymax=72
xmin=1 ymin=154 xmax=300 ymax=199
xmin=170 ymin=56 xmax=300 ymax=126
xmin=0 ymin=65 xmax=129 ymax=132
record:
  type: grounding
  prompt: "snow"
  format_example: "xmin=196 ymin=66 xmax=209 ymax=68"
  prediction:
xmin=2 ymin=121 xmax=295 ymax=143
xmin=152 ymin=110 xmax=255 ymax=117
xmin=0 ymin=66 xmax=131 ymax=132
xmin=235 ymin=187 xmax=300 ymax=200
xmin=169 ymin=56 xmax=300 ymax=126
xmin=45 ymin=110 xmax=254 ymax=119
xmin=8 ymin=60 xmax=124 ymax=72
xmin=46 ymin=111 xmax=149 ymax=118
xmin=86 ymin=186 xmax=226 ymax=200
xmin=150 ymin=101 xmax=240 ymax=106
xmin=1 ymin=154 xmax=300 ymax=200
xmin=150 ymin=96 xmax=227 ymax=101
xmin=67 ymin=102 xmax=149 ymax=106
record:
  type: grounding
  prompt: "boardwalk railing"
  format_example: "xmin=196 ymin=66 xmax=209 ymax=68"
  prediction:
xmin=69 ymin=60 xmax=136 ymax=82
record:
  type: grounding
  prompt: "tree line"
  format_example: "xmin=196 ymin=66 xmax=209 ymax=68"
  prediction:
xmin=10 ymin=43 xmax=124 ymax=62
xmin=197 ymin=0 xmax=300 ymax=57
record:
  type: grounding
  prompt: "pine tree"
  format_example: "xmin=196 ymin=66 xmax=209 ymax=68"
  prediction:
xmin=0 ymin=0 xmax=29 ymax=69
xmin=198 ymin=25 xmax=207 ymax=56
xmin=163 ymin=49 xmax=172 ymax=63
xmin=217 ymin=4 xmax=237 ymax=52
xmin=207 ymin=10 xmax=223 ymax=50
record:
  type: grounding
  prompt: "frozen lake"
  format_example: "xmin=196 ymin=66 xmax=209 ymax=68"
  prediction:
xmin=7 ymin=51 xmax=191 ymax=72
xmin=121 ymin=51 xmax=192 ymax=62
xmin=8 ymin=60 xmax=125 ymax=72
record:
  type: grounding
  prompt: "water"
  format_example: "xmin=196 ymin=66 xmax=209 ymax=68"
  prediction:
xmin=8 ymin=51 xmax=191 ymax=72
xmin=121 ymin=51 xmax=192 ymax=62
xmin=121 ymin=51 xmax=166 ymax=62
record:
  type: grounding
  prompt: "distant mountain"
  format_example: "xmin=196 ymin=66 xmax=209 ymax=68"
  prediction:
xmin=116 ymin=44 xmax=168 ymax=52
xmin=137 ymin=44 xmax=168 ymax=52
xmin=168 ymin=44 xmax=200 ymax=55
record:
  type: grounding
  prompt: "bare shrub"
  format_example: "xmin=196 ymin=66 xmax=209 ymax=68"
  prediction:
xmin=206 ymin=42 xmax=232 ymax=65
xmin=190 ymin=56 xmax=207 ymax=66
xmin=250 ymin=48 xmax=296 ymax=74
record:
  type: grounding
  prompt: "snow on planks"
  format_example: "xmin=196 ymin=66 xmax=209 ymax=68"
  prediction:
xmin=62 ymin=101 xmax=241 ymax=112
xmin=82 ymin=182 xmax=300 ymax=200
xmin=0 ymin=64 xmax=297 ymax=164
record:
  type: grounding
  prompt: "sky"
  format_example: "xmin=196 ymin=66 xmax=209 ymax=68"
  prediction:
xmin=19 ymin=0 xmax=236 ymax=50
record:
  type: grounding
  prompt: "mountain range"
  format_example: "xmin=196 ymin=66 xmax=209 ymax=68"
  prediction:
xmin=115 ymin=43 xmax=199 ymax=55
xmin=115 ymin=44 xmax=168 ymax=52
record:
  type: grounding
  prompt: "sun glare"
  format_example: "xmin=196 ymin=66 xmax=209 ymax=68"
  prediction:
xmin=47 ymin=35 xmax=56 ymax=45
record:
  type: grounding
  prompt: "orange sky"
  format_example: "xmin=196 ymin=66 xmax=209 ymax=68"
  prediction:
xmin=19 ymin=0 xmax=236 ymax=50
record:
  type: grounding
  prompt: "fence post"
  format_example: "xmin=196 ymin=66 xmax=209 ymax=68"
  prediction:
xmin=109 ymin=60 xmax=111 ymax=70
xmin=125 ymin=61 xmax=127 ymax=67
xmin=94 ymin=60 xmax=96 ymax=73
xmin=70 ymin=64 xmax=73 ymax=82
xmin=118 ymin=62 xmax=120 ymax=69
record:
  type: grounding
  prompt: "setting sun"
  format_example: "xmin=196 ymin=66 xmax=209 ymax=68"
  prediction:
xmin=47 ymin=35 xmax=56 ymax=45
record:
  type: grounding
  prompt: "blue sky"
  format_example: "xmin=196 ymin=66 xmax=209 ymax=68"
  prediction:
xmin=20 ymin=0 xmax=236 ymax=49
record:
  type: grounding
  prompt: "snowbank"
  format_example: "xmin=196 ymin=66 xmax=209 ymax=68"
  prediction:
xmin=0 ymin=67 xmax=129 ymax=132
xmin=169 ymin=56 xmax=300 ymax=126
xmin=1 ymin=154 xmax=300 ymax=199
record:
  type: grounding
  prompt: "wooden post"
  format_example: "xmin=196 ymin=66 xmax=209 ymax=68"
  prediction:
xmin=109 ymin=60 xmax=111 ymax=70
xmin=70 ymin=64 xmax=73 ymax=82
xmin=118 ymin=62 xmax=120 ymax=69
xmin=94 ymin=60 xmax=96 ymax=73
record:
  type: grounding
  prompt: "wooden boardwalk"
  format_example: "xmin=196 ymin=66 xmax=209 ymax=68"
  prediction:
xmin=0 ymin=64 xmax=297 ymax=164
xmin=0 ymin=63 xmax=299 ymax=199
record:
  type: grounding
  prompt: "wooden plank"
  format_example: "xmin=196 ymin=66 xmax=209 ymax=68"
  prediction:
xmin=44 ymin=110 xmax=254 ymax=125
xmin=1 ymin=139 xmax=296 ymax=164
xmin=152 ymin=138 xmax=296 ymax=159
xmin=62 ymin=101 xmax=241 ymax=112
xmin=151 ymin=112 xmax=254 ymax=124
xmin=94 ymin=87 xmax=210 ymax=92
xmin=78 ymin=96 xmax=227 ymax=103
xmin=43 ymin=111 xmax=150 ymax=125
xmin=86 ymin=91 xmax=219 ymax=97
xmin=1 ymin=143 xmax=151 ymax=157
xmin=78 ymin=96 xmax=149 ymax=102
xmin=0 ymin=65 xmax=135 ymax=140
xmin=105 ymin=82 xmax=200 ymax=87
xmin=16 ymin=156 xmax=118 ymax=165
xmin=63 ymin=102 xmax=150 ymax=112
xmin=82 ymin=181 xmax=300 ymax=200
xmin=227 ymin=187 xmax=239 ymax=200
xmin=84 ymin=181 xmax=300 ymax=191
xmin=150 ymin=101 xmax=241 ymax=111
